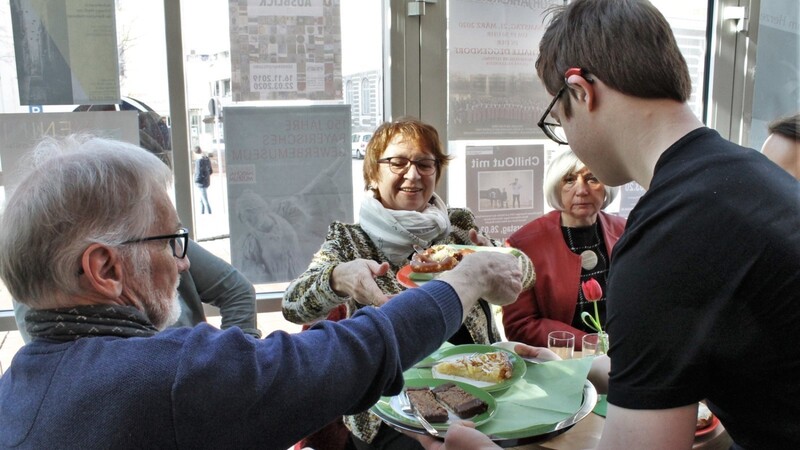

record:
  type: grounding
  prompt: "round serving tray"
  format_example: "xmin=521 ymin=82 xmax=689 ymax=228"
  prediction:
xmin=375 ymin=379 xmax=598 ymax=447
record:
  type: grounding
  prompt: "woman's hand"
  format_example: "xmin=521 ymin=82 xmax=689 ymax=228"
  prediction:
xmin=330 ymin=259 xmax=391 ymax=307
xmin=493 ymin=341 xmax=562 ymax=361
xmin=511 ymin=343 xmax=562 ymax=361
xmin=469 ymin=229 xmax=493 ymax=247
xmin=409 ymin=421 xmax=500 ymax=450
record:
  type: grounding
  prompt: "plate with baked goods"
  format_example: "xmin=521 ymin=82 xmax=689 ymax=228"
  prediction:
xmin=420 ymin=344 xmax=526 ymax=392
xmin=397 ymin=244 xmax=523 ymax=288
xmin=397 ymin=264 xmax=431 ymax=288
xmin=371 ymin=378 xmax=497 ymax=433
xmin=695 ymin=402 xmax=719 ymax=437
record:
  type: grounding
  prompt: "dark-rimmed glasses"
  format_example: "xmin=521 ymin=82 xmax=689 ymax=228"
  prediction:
xmin=378 ymin=157 xmax=438 ymax=176
xmin=122 ymin=227 xmax=189 ymax=259
xmin=538 ymin=86 xmax=569 ymax=145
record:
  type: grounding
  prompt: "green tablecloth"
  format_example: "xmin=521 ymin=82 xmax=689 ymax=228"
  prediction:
xmin=404 ymin=351 xmax=593 ymax=439
xmin=593 ymin=394 xmax=608 ymax=417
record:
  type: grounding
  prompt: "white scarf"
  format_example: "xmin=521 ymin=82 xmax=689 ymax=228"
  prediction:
xmin=359 ymin=193 xmax=452 ymax=266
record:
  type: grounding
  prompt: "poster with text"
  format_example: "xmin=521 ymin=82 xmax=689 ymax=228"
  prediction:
xmin=465 ymin=144 xmax=545 ymax=242
xmin=618 ymin=181 xmax=645 ymax=218
xmin=228 ymin=0 xmax=342 ymax=101
xmin=750 ymin=0 xmax=800 ymax=148
xmin=448 ymin=0 xmax=561 ymax=140
xmin=0 ymin=111 xmax=138 ymax=194
xmin=10 ymin=0 xmax=120 ymax=105
xmin=224 ymin=105 xmax=353 ymax=284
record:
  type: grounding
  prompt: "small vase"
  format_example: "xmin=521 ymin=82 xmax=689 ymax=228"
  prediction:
xmin=596 ymin=332 xmax=609 ymax=355
xmin=582 ymin=332 xmax=609 ymax=357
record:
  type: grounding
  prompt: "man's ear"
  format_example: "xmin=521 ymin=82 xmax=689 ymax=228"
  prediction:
xmin=566 ymin=74 xmax=596 ymax=111
xmin=80 ymin=243 xmax=124 ymax=298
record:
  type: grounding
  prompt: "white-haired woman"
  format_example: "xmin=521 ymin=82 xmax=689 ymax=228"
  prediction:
xmin=502 ymin=149 xmax=626 ymax=350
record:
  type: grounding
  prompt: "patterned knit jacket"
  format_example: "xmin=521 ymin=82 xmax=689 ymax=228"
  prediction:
xmin=282 ymin=208 xmax=536 ymax=443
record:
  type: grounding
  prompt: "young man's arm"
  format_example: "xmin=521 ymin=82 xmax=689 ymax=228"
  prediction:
xmin=599 ymin=404 xmax=698 ymax=450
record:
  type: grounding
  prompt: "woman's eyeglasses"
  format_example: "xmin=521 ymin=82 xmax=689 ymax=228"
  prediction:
xmin=121 ymin=227 xmax=190 ymax=259
xmin=537 ymin=86 xmax=569 ymax=145
xmin=378 ymin=157 xmax=438 ymax=176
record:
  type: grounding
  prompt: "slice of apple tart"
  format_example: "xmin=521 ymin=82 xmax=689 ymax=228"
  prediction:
xmin=433 ymin=351 xmax=513 ymax=384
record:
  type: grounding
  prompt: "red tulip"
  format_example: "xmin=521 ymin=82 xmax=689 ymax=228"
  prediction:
xmin=580 ymin=278 xmax=604 ymax=334
xmin=581 ymin=278 xmax=603 ymax=302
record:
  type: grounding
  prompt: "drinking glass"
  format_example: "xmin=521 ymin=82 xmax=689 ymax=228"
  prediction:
xmin=547 ymin=331 xmax=575 ymax=359
xmin=582 ymin=332 xmax=609 ymax=357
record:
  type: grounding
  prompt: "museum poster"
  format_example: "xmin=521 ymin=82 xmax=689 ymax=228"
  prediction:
xmin=224 ymin=105 xmax=353 ymax=284
xmin=10 ymin=0 xmax=120 ymax=105
xmin=228 ymin=0 xmax=343 ymax=101
xmin=0 ymin=111 xmax=138 ymax=194
xmin=465 ymin=144 xmax=545 ymax=242
xmin=448 ymin=0 xmax=562 ymax=140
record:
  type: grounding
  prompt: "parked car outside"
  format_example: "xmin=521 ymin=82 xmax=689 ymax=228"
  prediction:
xmin=351 ymin=132 xmax=372 ymax=159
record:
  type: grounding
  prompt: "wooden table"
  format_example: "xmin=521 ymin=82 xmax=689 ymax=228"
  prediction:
xmin=505 ymin=408 xmax=731 ymax=450
xmin=505 ymin=352 xmax=732 ymax=450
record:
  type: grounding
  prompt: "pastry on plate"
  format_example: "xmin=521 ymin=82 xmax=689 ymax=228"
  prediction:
xmin=433 ymin=351 xmax=513 ymax=383
xmin=431 ymin=382 xmax=488 ymax=418
xmin=697 ymin=402 xmax=714 ymax=429
xmin=406 ymin=387 xmax=449 ymax=423
xmin=410 ymin=245 xmax=474 ymax=273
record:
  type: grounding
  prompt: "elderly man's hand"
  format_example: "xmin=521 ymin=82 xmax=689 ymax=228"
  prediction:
xmin=410 ymin=421 xmax=500 ymax=450
xmin=437 ymin=251 xmax=522 ymax=313
xmin=330 ymin=259 xmax=391 ymax=307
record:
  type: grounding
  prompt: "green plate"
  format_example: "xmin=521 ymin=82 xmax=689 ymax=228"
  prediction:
xmin=425 ymin=344 xmax=527 ymax=393
xmin=371 ymin=378 xmax=497 ymax=432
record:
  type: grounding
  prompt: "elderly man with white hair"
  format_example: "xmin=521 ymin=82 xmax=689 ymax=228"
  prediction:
xmin=0 ymin=135 xmax=526 ymax=449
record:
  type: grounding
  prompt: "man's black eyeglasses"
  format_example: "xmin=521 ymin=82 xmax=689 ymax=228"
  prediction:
xmin=537 ymin=86 xmax=569 ymax=145
xmin=122 ymin=227 xmax=189 ymax=259
xmin=538 ymin=67 xmax=594 ymax=146
xmin=378 ymin=157 xmax=438 ymax=176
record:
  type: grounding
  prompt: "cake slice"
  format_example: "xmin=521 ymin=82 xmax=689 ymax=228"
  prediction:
xmin=433 ymin=351 xmax=513 ymax=383
xmin=405 ymin=387 xmax=449 ymax=423
xmin=431 ymin=382 xmax=488 ymax=418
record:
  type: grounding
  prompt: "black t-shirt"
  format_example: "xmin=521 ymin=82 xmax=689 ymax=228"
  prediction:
xmin=606 ymin=128 xmax=800 ymax=448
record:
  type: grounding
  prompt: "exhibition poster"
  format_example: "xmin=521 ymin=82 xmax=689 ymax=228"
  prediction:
xmin=224 ymin=105 xmax=353 ymax=284
xmin=448 ymin=0 xmax=561 ymax=140
xmin=465 ymin=144 xmax=545 ymax=242
xmin=228 ymin=0 xmax=343 ymax=101
xmin=618 ymin=182 xmax=646 ymax=218
xmin=10 ymin=0 xmax=120 ymax=105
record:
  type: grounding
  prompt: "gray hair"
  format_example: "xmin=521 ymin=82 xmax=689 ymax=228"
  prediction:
xmin=544 ymin=148 xmax=619 ymax=211
xmin=0 ymin=134 xmax=173 ymax=307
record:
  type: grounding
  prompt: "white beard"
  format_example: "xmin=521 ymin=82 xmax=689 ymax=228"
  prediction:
xmin=137 ymin=267 xmax=182 ymax=330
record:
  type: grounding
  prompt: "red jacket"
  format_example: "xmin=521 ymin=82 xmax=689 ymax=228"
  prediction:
xmin=502 ymin=210 xmax=626 ymax=350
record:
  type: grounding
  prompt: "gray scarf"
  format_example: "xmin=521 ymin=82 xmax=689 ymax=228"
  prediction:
xmin=359 ymin=193 xmax=451 ymax=266
xmin=26 ymin=305 xmax=158 ymax=341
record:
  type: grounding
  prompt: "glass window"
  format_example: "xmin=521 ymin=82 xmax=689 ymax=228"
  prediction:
xmin=0 ymin=0 xmax=786 ymax=333
xmin=444 ymin=0 xmax=709 ymax=235
xmin=360 ymin=77 xmax=372 ymax=115
xmin=0 ymin=0 xmax=383 ymax=324
xmin=748 ymin=0 xmax=799 ymax=149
